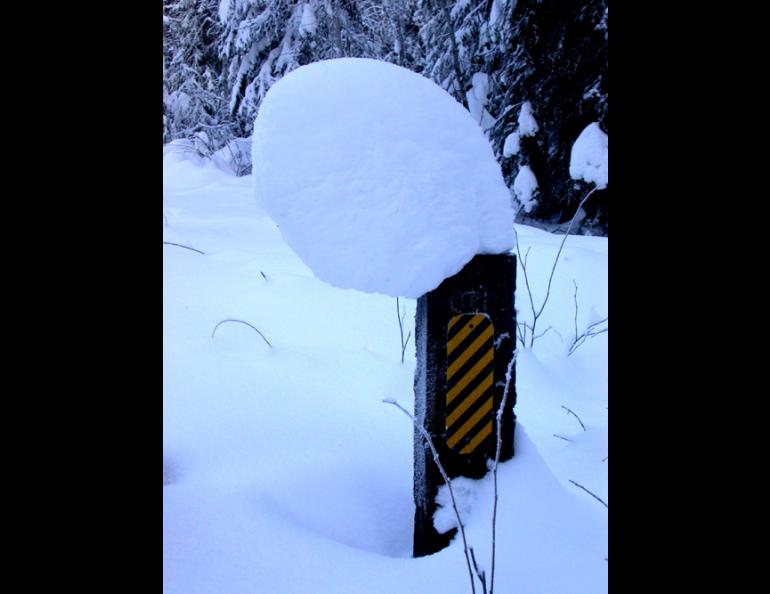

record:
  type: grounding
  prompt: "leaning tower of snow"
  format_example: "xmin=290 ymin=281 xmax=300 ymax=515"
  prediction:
xmin=252 ymin=58 xmax=515 ymax=298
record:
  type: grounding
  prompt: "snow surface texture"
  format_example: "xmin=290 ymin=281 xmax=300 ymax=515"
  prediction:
xmin=569 ymin=122 xmax=608 ymax=189
xmin=164 ymin=149 xmax=607 ymax=594
xmin=513 ymin=165 xmax=539 ymax=213
xmin=251 ymin=58 xmax=515 ymax=299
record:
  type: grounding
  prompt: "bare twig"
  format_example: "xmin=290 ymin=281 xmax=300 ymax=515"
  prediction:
xmin=384 ymin=399 xmax=477 ymax=594
xmin=260 ymin=271 xmax=267 ymax=280
xmin=490 ymin=351 xmax=517 ymax=594
xmin=568 ymin=480 xmax=608 ymax=509
xmin=211 ymin=318 xmax=273 ymax=348
xmin=568 ymin=317 xmax=608 ymax=356
xmin=553 ymin=434 xmax=573 ymax=442
xmin=535 ymin=188 xmax=598 ymax=322
xmin=561 ymin=406 xmax=586 ymax=431
xmin=515 ymin=321 xmax=526 ymax=346
xmin=470 ymin=547 xmax=488 ymax=594
xmin=512 ymin=187 xmax=599 ymax=349
xmin=512 ymin=209 xmax=537 ymax=345
xmin=163 ymin=241 xmax=205 ymax=255
xmin=532 ymin=325 xmax=554 ymax=341
xmin=396 ymin=297 xmax=411 ymax=363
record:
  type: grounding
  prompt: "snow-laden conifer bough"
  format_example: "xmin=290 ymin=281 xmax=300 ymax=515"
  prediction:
xmin=251 ymin=57 xmax=516 ymax=298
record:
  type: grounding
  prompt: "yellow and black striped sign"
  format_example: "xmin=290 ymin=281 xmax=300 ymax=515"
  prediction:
xmin=446 ymin=313 xmax=494 ymax=454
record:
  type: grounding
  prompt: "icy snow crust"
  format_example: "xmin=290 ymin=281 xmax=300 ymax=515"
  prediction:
xmin=252 ymin=58 xmax=515 ymax=298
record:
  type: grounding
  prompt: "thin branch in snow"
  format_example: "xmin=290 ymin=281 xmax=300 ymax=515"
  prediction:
xmin=553 ymin=434 xmax=573 ymax=442
xmin=569 ymin=480 xmax=608 ymax=509
xmin=396 ymin=297 xmax=411 ymax=364
xmin=561 ymin=405 xmax=586 ymax=431
xmin=515 ymin=320 xmax=525 ymax=347
xmin=211 ymin=318 xmax=273 ymax=349
xmin=469 ymin=547 xmax=487 ymax=594
xmin=489 ymin=351 xmax=517 ymax=594
xmin=536 ymin=187 xmax=599 ymax=320
xmin=163 ymin=241 xmax=205 ymax=255
xmin=568 ymin=316 xmax=608 ymax=356
xmin=383 ymin=398 xmax=477 ymax=594
xmin=513 ymin=187 xmax=599 ymax=349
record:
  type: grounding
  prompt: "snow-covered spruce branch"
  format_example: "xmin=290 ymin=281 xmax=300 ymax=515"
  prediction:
xmin=383 ymin=399 xmax=479 ymax=594
xmin=211 ymin=318 xmax=273 ymax=349
xmin=163 ymin=241 xmax=205 ymax=255
xmin=513 ymin=187 xmax=599 ymax=349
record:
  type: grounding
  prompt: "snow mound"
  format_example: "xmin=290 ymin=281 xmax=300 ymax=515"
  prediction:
xmin=252 ymin=58 xmax=515 ymax=298
xmin=569 ymin=122 xmax=608 ymax=189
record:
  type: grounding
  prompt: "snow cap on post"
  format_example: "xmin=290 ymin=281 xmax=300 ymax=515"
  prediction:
xmin=252 ymin=58 xmax=515 ymax=298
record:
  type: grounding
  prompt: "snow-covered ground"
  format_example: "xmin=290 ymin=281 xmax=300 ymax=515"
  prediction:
xmin=163 ymin=149 xmax=608 ymax=594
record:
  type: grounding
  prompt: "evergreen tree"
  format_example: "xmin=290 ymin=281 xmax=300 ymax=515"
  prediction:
xmin=163 ymin=0 xmax=231 ymax=153
xmin=165 ymin=0 xmax=608 ymax=233
xmin=415 ymin=0 xmax=492 ymax=107
xmin=485 ymin=0 xmax=608 ymax=233
xmin=218 ymin=0 xmax=381 ymax=136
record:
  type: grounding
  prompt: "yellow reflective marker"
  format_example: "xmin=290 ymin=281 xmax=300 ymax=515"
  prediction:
xmin=446 ymin=313 xmax=494 ymax=454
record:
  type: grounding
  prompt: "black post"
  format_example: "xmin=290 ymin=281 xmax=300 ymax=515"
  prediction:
xmin=413 ymin=253 xmax=517 ymax=557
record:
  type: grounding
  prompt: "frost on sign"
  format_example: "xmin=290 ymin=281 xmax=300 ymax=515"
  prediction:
xmin=252 ymin=58 xmax=515 ymax=298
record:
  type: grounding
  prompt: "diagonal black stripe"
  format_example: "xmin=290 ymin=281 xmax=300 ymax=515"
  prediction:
xmin=453 ymin=418 xmax=493 ymax=452
xmin=449 ymin=403 xmax=494 ymax=449
xmin=446 ymin=376 xmax=494 ymax=438
xmin=447 ymin=314 xmax=479 ymax=343
xmin=447 ymin=337 xmax=494 ymax=398
xmin=447 ymin=316 xmax=492 ymax=368
xmin=446 ymin=359 xmax=495 ymax=418
xmin=446 ymin=397 xmax=493 ymax=445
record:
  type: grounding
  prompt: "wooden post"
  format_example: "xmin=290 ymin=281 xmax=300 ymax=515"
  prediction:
xmin=412 ymin=253 xmax=517 ymax=557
